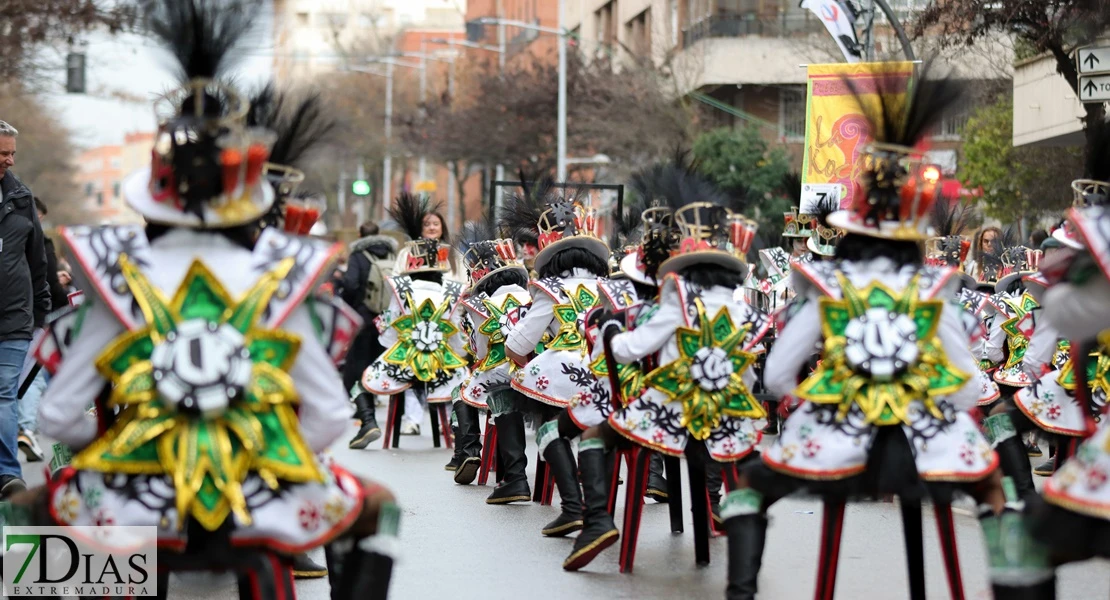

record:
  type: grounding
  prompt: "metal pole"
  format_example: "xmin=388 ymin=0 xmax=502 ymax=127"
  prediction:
xmin=556 ymin=0 xmax=567 ymax=181
xmin=873 ymin=0 xmax=917 ymax=61
xmin=496 ymin=22 xmax=507 ymax=214
xmin=383 ymin=60 xmax=393 ymax=214
xmin=337 ymin=168 xmax=347 ymax=226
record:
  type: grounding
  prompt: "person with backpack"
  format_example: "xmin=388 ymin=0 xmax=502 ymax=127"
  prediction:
xmin=342 ymin=221 xmax=399 ymax=448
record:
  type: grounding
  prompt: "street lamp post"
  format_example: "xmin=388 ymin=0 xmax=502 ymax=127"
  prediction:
xmin=473 ymin=13 xmax=570 ymax=180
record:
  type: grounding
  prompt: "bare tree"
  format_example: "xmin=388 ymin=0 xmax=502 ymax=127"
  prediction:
xmin=1 ymin=0 xmax=137 ymax=85
xmin=915 ymin=0 xmax=1110 ymax=148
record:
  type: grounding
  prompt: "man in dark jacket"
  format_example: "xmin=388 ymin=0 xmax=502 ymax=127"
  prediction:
xmin=341 ymin=222 xmax=398 ymax=449
xmin=0 ymin=121 xmax=51 ymax=497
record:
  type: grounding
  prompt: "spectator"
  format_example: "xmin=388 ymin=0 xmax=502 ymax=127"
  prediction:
xmin=341 ymin=221 xmax=398 ymax=448
xmin=0 ymin=120 xmax=51 ymax=496
xmin=1029 ymin=229 xmax=1049 ymax=250
xmin=13 ymin=198 xmax=67 ymax=463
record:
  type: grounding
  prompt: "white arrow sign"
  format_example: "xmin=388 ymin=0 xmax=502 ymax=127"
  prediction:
xmin=1079 ymin=74 xmax=1110 ymax=103
xmin=1078 ymin=46 xmax=1110 ymax=75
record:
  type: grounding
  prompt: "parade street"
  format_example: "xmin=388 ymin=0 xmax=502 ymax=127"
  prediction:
xmin=24 ymin=409 xmax=1107 ymax=600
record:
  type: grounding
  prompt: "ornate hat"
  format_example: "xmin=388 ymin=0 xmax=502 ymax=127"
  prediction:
xmin=925 ymin=198 xmax=978 ymax=288
xmin=781 ymin=173 xmax=812 ymax=238
xmin=996 ymin=245 xmax=1043 ymax=293
xmin=457 ymin=218 xmax=527 ymax=291
xmin=657 ymin=203 xmax=757 ymax=278
xmin=619 ymin=206 xmax=680 ymax=285
xmin=123 ymin=0 xmax=275 ymax=229
xmin=390 ymin=193 xmax=451 ymax=274
xmin=500 ymin=175 xmax=609 ymax=274
xmin=826 ymin=63 xmax=962 ymax=241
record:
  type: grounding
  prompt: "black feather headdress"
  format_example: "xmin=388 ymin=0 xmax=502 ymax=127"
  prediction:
xmin=840 ymin=61 xmax=964 ymax=238
xmin=247 ymin=83 xmax=339 ymax=230
xmin=390 ymin=193 xmax=443 ymax=241
xmin=132 ymin=0 xmax=273 ymax=228
xmin=146 ymin=0 xmax=261 ymax=84
xmin=457 ymin=216 xmax=525 ymax=288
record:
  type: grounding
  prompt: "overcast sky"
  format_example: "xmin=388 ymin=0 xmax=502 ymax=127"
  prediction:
xmin=44 ymin=2 xmax=275 ymax=149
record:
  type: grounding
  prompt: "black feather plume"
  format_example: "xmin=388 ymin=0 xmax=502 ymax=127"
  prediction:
xmin=844 ymin=60 xmax=963 ymax=149
xmin=782 ymin=172 xmax=802 ymax=207
xmin=247 ymin=84 xmax=338 ymax=168
xmin=389 ymin=193 xmax=441 ymax=241
xmin=144 ymin=0 xmax=262 ymax=82
xmin=812 ymin=192 xmax=840 ymax=230
xmin=456 ymin=215 xmax=499 ymax=257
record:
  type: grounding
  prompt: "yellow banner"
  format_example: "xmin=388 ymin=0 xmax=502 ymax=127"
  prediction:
xmin=801 ymin=61 xmax=914 ymax=207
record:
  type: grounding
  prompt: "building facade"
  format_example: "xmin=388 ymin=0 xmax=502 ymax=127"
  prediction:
xmin=74 ymin=131 xmax=152 ymax=224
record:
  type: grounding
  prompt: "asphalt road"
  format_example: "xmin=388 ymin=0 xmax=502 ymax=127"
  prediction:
xmin=22 ymin=408 xmax=1110 ymax=600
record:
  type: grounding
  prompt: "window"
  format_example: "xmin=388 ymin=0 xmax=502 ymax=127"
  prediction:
xmin=938 ymin=96 xmax=972 ymax=140
xmin=84 ymin=183 xmax=93 ymax=197
xmin=112 ymin=182 xmax=121 ymax=199
xmin=593 ymin=1 xmax=619 ymax=55
xmin=626 ymin=8 xmax=652 ymax=57
xmin=780 ymin=87 xmax=806 ymax=141
xmin=96 ymin=192 xmax=103 ymax=207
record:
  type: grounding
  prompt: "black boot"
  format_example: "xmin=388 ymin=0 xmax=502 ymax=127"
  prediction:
xmin=541 ymin=438 xmax=584 ymax=537
xmin=328 ymin=538 xmax=395 ymax=600
xmin=645 ymin=453 xmax=669 ymax=503
xmin=449 ymin=402 xmax=484 ymax=484
xmin=349 ymin=393 xmax=382 ymax=450
xmin=725 ymin=513 xmax=768 ymax=600
xmin=486 ymin=412 xmax=531 ymax=504
xmin=985 ymin=414 xmax=1037 ymax=501
xmin=563 ymin=442 xmax=619 ymax=571
xmin=292 ymin=552 xmax=328 ymax=579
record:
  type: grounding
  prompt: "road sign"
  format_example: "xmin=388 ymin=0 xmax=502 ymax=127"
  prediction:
xmin=1077 ymin=46 xmax=1110 ymax=75
xmin=799 ymin=183 xmax=842 ymax=214
xmin=1079 ymin=74 xmax=1110 ymax=103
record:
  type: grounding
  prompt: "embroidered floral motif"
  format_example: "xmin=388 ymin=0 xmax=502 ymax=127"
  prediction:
xmin=536 ymin=376 xmax=550 ymax=390
xmin=652 ymin=430 xmax=666 ymax=444
xmin=1086 ymin=467 xmax=1108 ymax=490
xmin=530 ymin=365 xmax=541 ymax=376
xmin=56 ymin=490 xmax=81 ymax=523
xmin=1047 ymin=404 xmax=1062 ymax=420
xmin=299 ymin=503 xmax=322 ymax=531
xmin=781 ymin=445 xmax=797 ymax=461
xmin=83 ymin=486 xmax=103 ymax=509
xmin=803 ymin=439 xmax=821 ymax=458
xmin=324 ymin=497 xmax=348 ymax=525
xmin=1030 ymin=400 xmax=1044 ymax=415
xmin=92 ymin=509 xmax=115 ymax=527
xmin=959 ymin=445 xmax=975 ymax=466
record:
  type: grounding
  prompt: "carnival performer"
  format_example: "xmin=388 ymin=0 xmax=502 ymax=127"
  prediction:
xmin=1031 ymin=156 xmax=1110 ymax=570
xmin=452 ymin=219 xmax=532 ymax=490
xmin=500 ymin=176 xmax=612 ymax=554
xmin=719 ymin=67 xmax=1052 ymax=600
xmin=391 ymin=203 xmax=465 ymax=436
xmin=29 ymin=3 xmax=398 ymax=598
xmin=599 ymin=190 xmax=769 ymax=570
xmin=359 ymin=194 xmax=469 ymax=446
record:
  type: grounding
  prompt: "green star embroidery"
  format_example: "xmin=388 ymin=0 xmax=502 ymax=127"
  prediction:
xmin=384 ymin=295 xmax=467 ymax=382
xmin=476 ymin=294 xmax=525 ymax=372
xmin=546 ymin=285 xmax=599 ymax=353
xmin=643 ymin=300 xmax=764 ymax=440
xmin=998 ymin=293 xmax=1039 ymax=370
xmin=795 ymin=274 xmax=970 ymax=426
xmin=77 ymin=255 xmax=321 ymax=534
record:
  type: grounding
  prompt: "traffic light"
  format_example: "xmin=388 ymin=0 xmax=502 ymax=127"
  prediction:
xmin=352 ymin=179 xmax=371 ymax=196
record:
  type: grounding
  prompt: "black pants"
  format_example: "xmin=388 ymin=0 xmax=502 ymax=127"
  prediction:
xmin=343 ymin=323 xmax=384 ymax=394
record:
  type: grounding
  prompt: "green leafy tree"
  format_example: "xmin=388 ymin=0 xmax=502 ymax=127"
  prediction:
xmin=692 ymin=126 xmax=794 ymax=242
xmin=960 ymin=97 xmax=1080 ymax=223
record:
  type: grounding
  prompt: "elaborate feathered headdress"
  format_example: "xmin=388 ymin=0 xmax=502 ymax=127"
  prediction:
xmin=390 ymin=193 xmax=449 ymax=273
xmin=499 ymin=171 xmax=609 ymax=273
xmin=987 ymin=226 xmax=1041 ymax=292
xmin=457 ymin=216 xmax=526 ymax=291
xmin=248 ymin=84 xmax=338 ymax=234
xmin=621 ymin=158 xmax=727 ymax=284
xmin=925 ymin=199 xmax=975 ymax=268
xmin=780 ymin=172 xmax=813 ymax=239
xmin=827 ymin=61 xmax=963 ymax=240
xmin=123 ymin=0 xmax=273 ymax=229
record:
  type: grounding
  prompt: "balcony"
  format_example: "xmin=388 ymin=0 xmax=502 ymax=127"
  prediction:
xmin=681 ymin=13 xmax=826 ymax=48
